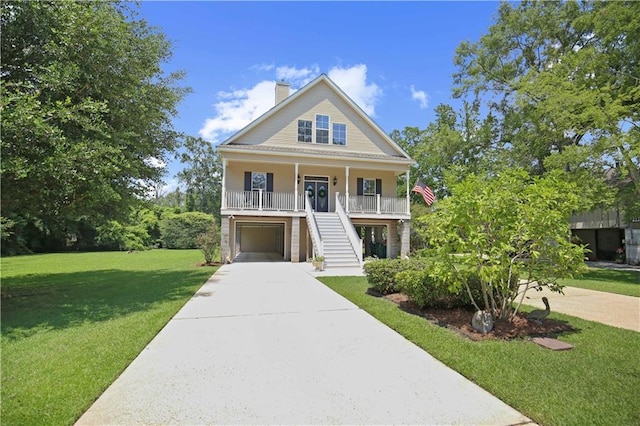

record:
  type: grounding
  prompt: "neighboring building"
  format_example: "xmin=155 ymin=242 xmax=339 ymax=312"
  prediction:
xmin=217 ymin=74 xmax=415 ymax=268
xmin=571 ymin=208 xmax=640 ymax=264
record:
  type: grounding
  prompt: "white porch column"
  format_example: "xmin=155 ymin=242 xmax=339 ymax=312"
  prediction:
xmin=221 ymin=158 xmax=228 ymax=209
xmin=405 ymin=169 xmax=410 ymax=214
xmin=294 ymin=163 xmax=299 ymax=211
xmin=345 ymin=166 xmax=350 ymax=213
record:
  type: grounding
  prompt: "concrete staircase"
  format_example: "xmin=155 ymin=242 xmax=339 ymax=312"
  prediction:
xmin=313 ymin=213 xmax=360 ymax=268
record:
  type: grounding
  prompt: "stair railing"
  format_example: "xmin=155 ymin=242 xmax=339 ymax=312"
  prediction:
xmin=335 ymin=192 xmax=363 ymax=265
xmin=304 ymin=191 xmax=324 ymax=258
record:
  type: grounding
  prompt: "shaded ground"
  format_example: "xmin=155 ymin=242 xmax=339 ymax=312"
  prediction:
xmin=383 ymin=292 xmax=575 ymax=341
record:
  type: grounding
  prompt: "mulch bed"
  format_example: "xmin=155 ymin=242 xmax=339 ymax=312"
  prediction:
xmin=381 ymin=292 xmax=575 ymax=341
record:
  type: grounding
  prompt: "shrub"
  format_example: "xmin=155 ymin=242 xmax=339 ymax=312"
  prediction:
xmin=196 ymin=225 xmax=220 ymax=265
xmin=160 ymin=212 xmax=215 ymax=249
xmin=396 ymin=270 xmax=447 ymax=308
xmin=363 ymin=257 xmax=429 ymax=294
xmin=95 ymin=221 xmax=151 ymax=251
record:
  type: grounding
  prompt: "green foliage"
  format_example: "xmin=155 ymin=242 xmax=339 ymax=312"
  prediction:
xmin=391 ymin=101 xmax=500 ymax=197
xmin=423 ymin=169 xmax=587 ymax=320
xmin=452 ymin=0 xmax=640 ymax=214
xmin=395 ymin=270 xmax=446 ymax=309
xmin=160 ymin=212 xmax=216 ymax=249
xmin=363 ymin=258 xmax=429 ymax=294
xmin=196 ymin=225 xmax=220 ymax=265
xmin=93 ymin=205 xmax=163 ymax=251
xmin=395 ymin=266 xmax=484 ymax=309
xmin=1 ymin=2 xmax=188 ymax=250
xmin=177 ymin=136 xmax=222 ymax=221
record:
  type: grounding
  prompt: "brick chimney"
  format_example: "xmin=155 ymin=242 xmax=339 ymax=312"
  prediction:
xmin=275 ymin=80 xmax=290 ymax=105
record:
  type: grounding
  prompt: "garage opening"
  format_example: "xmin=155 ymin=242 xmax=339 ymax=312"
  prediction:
xmin=355 ymin=225 xmax=388 ymax=259
xmin=235 ymin=223 xmax=285 ymax=262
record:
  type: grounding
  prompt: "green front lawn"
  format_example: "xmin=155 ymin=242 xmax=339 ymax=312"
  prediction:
xmin=319 ymin=276 xmax=640 ymax=426
xmin=1 ymin=250 xmax=216 ymax=425
xmin=561 ymin=267 xmax=640 ymax=297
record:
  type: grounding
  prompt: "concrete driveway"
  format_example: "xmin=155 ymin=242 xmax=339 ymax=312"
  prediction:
xmin=77 ymin=262 xmax=533 ymax=425
xmin=520 ymin=285 xmax=640 ymax=332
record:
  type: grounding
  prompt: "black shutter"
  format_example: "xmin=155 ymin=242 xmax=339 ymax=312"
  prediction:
xmin=376 ymin=179 xmax=382 ymax=195
xmin=244 ymin=172 xmax=251 ymax=191
xmin=357 ymin=178 xmax=363 ymax=196
xmin=266 ymin=173 xmax=274 ymax=192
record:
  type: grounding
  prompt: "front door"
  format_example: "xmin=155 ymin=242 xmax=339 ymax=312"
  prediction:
xmin=304 ymin=176 xmax=329 ymax=212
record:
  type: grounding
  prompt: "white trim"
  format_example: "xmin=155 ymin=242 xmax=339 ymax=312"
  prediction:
xmin=315 ymin=113 xmax=330 ymax=144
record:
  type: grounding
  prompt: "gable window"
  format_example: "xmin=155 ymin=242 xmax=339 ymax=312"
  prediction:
xmin=316 ymin=114 xmax=329 ymax=144
xmin=362 ymin=178 xmax=376 ymax=196
xmin=333 ymin=123 xmax=346 ymax=145
xmin=297 ymin=120 xmax=312 ymax=143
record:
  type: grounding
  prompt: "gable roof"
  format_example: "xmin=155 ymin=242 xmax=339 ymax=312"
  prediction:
xmin=218 ymin=74 xmax=413 ymax=161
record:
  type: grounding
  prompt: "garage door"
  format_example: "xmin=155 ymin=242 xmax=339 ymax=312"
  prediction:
xmin=238 ymin=223 xmax=284 ymax=254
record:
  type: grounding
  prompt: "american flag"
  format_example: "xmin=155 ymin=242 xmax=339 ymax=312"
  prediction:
xmin=412 ymin=180 xmax=436 ymax=206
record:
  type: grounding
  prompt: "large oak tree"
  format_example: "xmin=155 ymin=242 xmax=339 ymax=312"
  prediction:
xmin=453 ymin=0 xmax=639 ymax=218
xmin=1 ymin=1 xmax=188 ymax=250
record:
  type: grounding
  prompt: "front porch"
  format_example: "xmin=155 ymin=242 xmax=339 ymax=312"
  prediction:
xmin=222 ymin=189 xmax=410 ymax=217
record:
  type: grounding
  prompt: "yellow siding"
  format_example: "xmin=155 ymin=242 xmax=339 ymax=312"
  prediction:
xmin=233 ymin=82 xmax=401 ymax=157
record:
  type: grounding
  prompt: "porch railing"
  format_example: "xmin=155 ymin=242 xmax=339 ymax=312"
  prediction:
xmin=304 ymin=191 xmax=323 ymax=258
xmin=225 ymin=190 xmax=305 ymax=211
xmin=224 ymin=190 xmax=409 ymax=215
xmin=335 ymin=192 xmax=363 ymax=265
xmin=338 ymin=194 xmax=408 ymax=215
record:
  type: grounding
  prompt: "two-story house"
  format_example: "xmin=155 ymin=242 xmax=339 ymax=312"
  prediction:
xmin=217 ymin=74 xmax=415 ymax=268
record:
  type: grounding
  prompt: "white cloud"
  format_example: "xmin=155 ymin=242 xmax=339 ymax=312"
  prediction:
xmin=275 ymin=65 xmax=319 ymax=86
xmin=199 ymin=80 xmax=275 ymax=142
xmin=198 ymin=64 xmax=383 ymax=143
xmin=410 ymin=85 xmax=428 ymax=109
xmin=328 ymin=64 xmax=381 ymax=116
xmin=145 ymin=156 xmax=166 ymax=169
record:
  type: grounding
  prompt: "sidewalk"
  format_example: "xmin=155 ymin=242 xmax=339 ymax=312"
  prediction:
xmin=76 ymin=262 xmax=533 ymax=425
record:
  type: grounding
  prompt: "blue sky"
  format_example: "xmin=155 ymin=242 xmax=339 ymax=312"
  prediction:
xmin=138 ymin=1 xmax=500 ymax=190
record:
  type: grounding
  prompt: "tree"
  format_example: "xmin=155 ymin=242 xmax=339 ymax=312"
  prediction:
xmin=196 ymin=225 xmax=220 ymax=265
xmin=391 ymin=101 xmax=501 ymax=197
xmin=160 ymin=212 xmax=216 ymax=249
xmin=423 ymin=169 xmax=587 ymax=321
xmin=1 ymin=1 xmax=188 ymax=251
xmin=453 ymin=0 xmax=639 ymax=218
xmin=177 ymin=136 xmax=222 ymax=221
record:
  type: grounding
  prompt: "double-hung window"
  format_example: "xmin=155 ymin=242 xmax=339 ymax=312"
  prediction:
xmin=297 ymin=120 xmax=312 ymax=143
xmin=316 ymin=114 xmax=329 ymax=144
xmin=363 ymin=178 xmax=376 ymax=196
xmin=332 ymin=123 xmax=346 ymax=145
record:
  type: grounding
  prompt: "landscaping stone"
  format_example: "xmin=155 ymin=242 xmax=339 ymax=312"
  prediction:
xmin=532 ymin=337 xmax=574 ymax=351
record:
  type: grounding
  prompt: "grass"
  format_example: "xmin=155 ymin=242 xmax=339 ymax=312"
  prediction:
xmin=1 ymin=250 xmax=216 ymax=426
xmin=319 ymin=276 xmax=640 ymax=426
xmin=561 ymin=267 xmax=640 ymax=297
